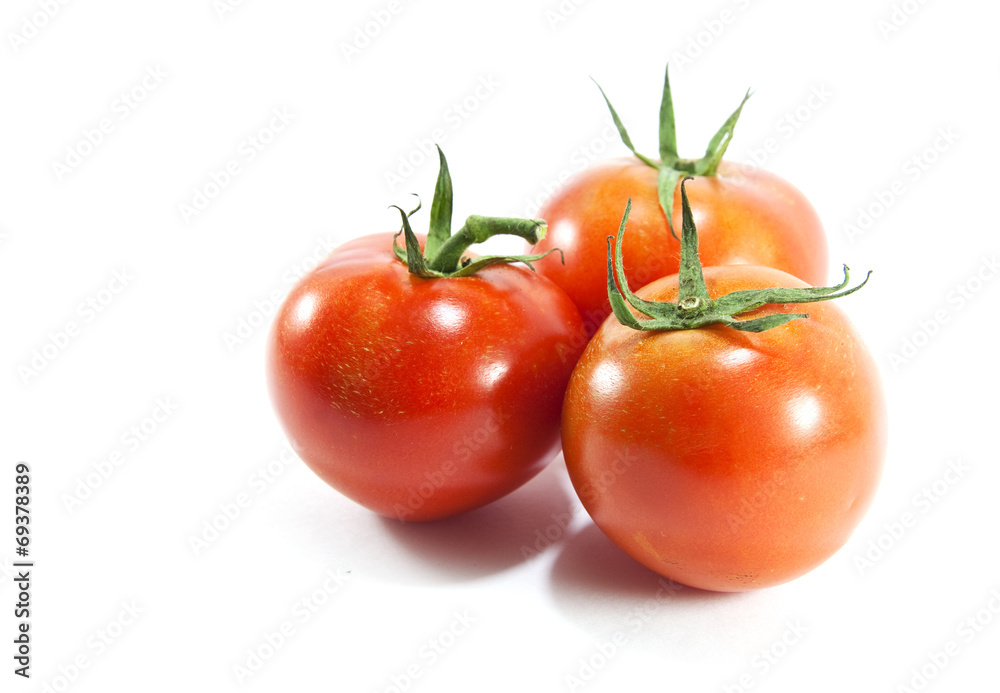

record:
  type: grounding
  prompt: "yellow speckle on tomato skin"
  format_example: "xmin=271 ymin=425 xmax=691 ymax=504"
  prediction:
xmin=633 ymin=531 xmax=662 ymax=562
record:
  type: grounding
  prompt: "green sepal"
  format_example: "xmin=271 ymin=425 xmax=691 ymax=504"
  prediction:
xmin=392 ymin=197 xmax=423 ymax=264
xmin=606 ymin=179 xmax=871 ymax=334
xmin=656 ymin=167 xmax=682 ymax=241
xmin=597 ymin=63 xmax=752 ymax=236
xmin=592 ymin=78 xmax=657 ymax=169
xmin=425 ymin=144 xmax=453 ymax=259
xmin=712 ymin=265 xmax=870 ymax=318
xmin=391 ymin=205 xmax=434 ymax=277
xmin=657 ymin=64 xmax=679 ymax=167
xmin=606 ymin=236 xmax=644 ymax=330
xmin=607 ymin=199 xmax=677 ymax=322
xmin=676 ymin=180 xmax=710 ymax=305
xmin=692 ymin=89 xmax=752 ymax=177
xmin=450 ymin=248 xmax=563 ymax=278
xmin=725 ymin=312 xmax=810 ymax=333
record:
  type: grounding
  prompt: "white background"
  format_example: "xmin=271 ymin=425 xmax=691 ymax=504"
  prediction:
xmin=2 ymin=0 xmax=999 ymax=691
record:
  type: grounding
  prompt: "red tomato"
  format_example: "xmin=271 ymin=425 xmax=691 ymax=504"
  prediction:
xmin=533 ymin=158 xmax=829 ymax=334
xmin=267 ymin=232 xmax=585 ymax=521
xmin=562 ymin=265 xmax=886 ymax=591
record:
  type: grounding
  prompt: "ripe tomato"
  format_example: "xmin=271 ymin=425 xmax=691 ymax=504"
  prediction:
xmin=266 ymin=147 xmax=585 ymax=521
xmin=533 ymin=157 xmax=829 ymax=333
xmin=267 ymin=232 xmax=585 ymax=521
xmin=562 ymin=261 xmax=886 ymax=591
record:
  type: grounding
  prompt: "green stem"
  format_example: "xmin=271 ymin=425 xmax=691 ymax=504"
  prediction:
xmin=428 ymin=216 xmax=546 ymax=274
xmin=391 ymin=146 xmax=561 ymax=279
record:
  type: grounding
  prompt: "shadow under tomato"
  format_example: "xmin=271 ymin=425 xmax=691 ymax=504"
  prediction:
xmin=373 ymin=458 xmax=576 ymax=584
xmin=548 ymin=523 xmax=784 ymax=655
xmin=551 ymin=523 xmax=729 ymax=603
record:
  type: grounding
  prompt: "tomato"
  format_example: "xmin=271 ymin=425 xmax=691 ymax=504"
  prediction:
xmin=561 ymin=192 xmax=885 ymax=591
xmin=563 ymin=265 xmax=886 ymax=590
xmin=266 ymin=148 xmax=585 ymax=521
xmin=533 ymin=157 xmax=829 ymax=333
xmin=267 ymin=231 xmax=584 ymax=521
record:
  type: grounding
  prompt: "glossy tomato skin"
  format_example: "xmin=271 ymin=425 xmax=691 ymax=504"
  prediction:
xmin=267 ymin=232 xmax=586 ymax=521
xmin=562 ymin=265 xmax=886 ymax=591
xmin=532 ymin=158 xmax=829 ymax=334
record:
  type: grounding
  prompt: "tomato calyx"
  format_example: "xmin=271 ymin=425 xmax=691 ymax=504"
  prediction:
xmin=594 ymin=63 xmax=750 ymax=238
xmin=392 ymin=146 xmax=562 ymax=279
xmin=606 ymin=178 xmax=871 ymax=333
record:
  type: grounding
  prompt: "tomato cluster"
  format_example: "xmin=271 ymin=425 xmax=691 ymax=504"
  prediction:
xmin=266 ymin=66 xmax=885 ymax=591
